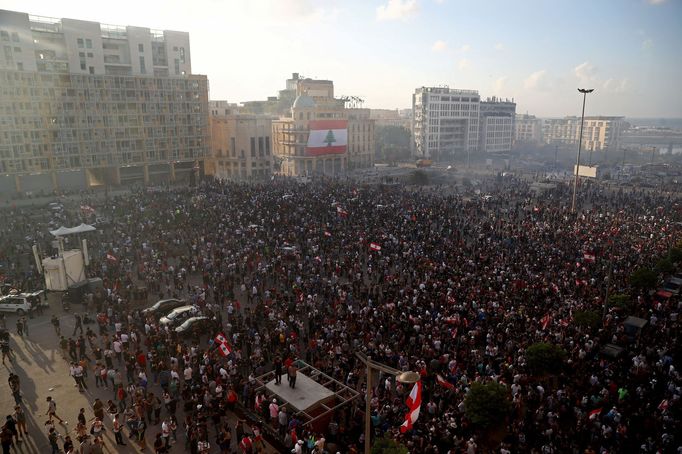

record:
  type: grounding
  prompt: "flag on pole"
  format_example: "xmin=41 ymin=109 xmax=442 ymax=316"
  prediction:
xmin=369 ymin=242 xmax=381 ymax=252
xmin=400 ymin=380 xmax=422 ymax=433
xmin=106 ymin=253 xmax=117 ymax=262
xmin=436 ymin=374 xmax=455 ymax=390
xmin=540 ymin=314 xmax=551 ymax=330
xmin=583 ymin=251 xmax=596 ymax=262
xmin=588 ymin=408 xmax=602 ymax=420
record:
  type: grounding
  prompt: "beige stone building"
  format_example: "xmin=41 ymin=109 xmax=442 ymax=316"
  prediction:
xmin=208 ymin=112 xmax=273 ymax=181
xmin=543 ymin=116 xmax=625 ymax=151
xmin=515 ymin=114 xmax=543 ymax=145
xmin=272 ymin=77 xmax=374 ymax=176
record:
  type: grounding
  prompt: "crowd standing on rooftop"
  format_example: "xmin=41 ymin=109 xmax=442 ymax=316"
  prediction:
xmin=1 ymin=175 xmax=681 ymax=453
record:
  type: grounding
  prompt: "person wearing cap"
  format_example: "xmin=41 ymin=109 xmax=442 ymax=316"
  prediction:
xmin=269 ymin=399 xmax=279 ymax=426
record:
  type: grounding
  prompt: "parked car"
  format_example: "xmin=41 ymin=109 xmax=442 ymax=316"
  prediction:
xmin=159 ymin=305 xmax=199 ymax=327
xmin=62 ymin=278 xmax=104 ymax=305
xmin=0 ymin=291 xmax=44 ymax=315
xmin=141 ymin=298 xmax=186 ymax=317
xmin=175 ymin=316 xmax=218 ymax=336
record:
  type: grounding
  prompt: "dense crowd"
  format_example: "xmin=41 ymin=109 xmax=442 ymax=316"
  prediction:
xmin=1 ymin=175 xmax=681 ymax=453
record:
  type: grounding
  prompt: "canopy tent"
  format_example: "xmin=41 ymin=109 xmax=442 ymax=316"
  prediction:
xmin=49 ymin=223 xmax=96 ymax=236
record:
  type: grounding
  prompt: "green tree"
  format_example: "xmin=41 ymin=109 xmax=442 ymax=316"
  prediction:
xmin=669 ymin=247 xmax=682 ymax=264
xmin=608 ymin=293 xmax=632 ymax=312
xmin=526 ymin=342 xmax=566 ymax=375
xmin=573 ymin=310 xmax=601 ymax=330
xmin=409 ymin=170 xmax=429 ymax=186
xmin=464 ymin=382 xmax=511 ymax=429
xmin=656 ymin=258 xmax=675 ymax=274
xmin=324 ymin=130 xmax=336 ymax=146
xmin=629 ymin=267 xmax=658 ymax=290
xmin=375 ymin=125 xmax=411 ymax=162
xmin=371 ymin=437 xmax=409 ymax=454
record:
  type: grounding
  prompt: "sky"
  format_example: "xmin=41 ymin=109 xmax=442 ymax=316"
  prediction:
xmin=3 ymin=0 xmax=682 ymax=117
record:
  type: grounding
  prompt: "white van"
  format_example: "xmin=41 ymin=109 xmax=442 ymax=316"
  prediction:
xmin=0 ymin=292 xmax=42 ymax=315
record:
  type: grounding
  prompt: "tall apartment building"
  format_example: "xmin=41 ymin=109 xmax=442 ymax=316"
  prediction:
xmin=543 ymin=116 xmax=625 ymax=151
xmin=412 ymin=87 xmax=480 ymax=160
xmin=515 ymin=114 xmax=543 ymax=145
xmin=0 ymin=9 xmax=208 ymax=193
xmin=369 ymin=109 xmax=412 ymax=130
xmin=479 ymin=97 xmax=516 ymax=154
xmin=207 ymin=108 xmax=273 ymax=181
xmin=272 ymin=76 xmax=374 ymax=176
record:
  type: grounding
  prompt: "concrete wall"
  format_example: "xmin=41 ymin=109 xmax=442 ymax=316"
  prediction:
xmin=56 ymin=169 xmax=86 ymax=189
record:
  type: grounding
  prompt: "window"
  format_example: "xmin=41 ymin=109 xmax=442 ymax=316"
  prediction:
xmin=11 ymin=32 xmax=19 ymax=42
xmin=139 ymin=56 xmax=146 ymax=74
xmin=87 ymin=52 xmax=93 ymax=58
xmin=16 ymin=62 xmax=23 ymax=71
xmin=79 ymin=52 xmax=85 ymax=57
xmin=138 ymin=43 xmax=144 ymax=52
xmin=174 ymin=58 xmax=179 ymax=75
xmin=80 ymin=61 xmax=86 ymax=70
xmin=85 ymin=39 xmax=92 ymax=49
xmin=89 ymin=66 xmax=95 ymax=74
xmin=13 ymin=47 xmax=20 ymax=52
xmin=250 ymin=137 xmax=256 ymax=156
xmin=77 ymin=38 xmax=84 ymax=48
xmin=179 ymin=47 xmax=185 ymax=63
xmin=0 ymin=31 xmax=9 ymax=41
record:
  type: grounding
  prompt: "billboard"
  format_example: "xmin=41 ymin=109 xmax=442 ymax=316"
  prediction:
xmin=574 ymin=165 xmax=598 ymax=178
xmin=306 ymin=120 xmax=348 ymax=156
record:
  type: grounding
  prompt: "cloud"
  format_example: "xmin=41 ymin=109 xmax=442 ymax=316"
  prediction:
xmin=647 ymin=0 xmax=666 ymax=4
xmin=458 ymin=44 xmax=471 ymax=52
xmin=376 ymin=0 xmax=419 ymax=21
xmin=494 ymin=76 xmax=508 ymax=93
xmin=524 ymin=70 xmax=547 ymax=90
xmin=574 ymin=61 xmax=597 ymax=83
xmin=494 ymin=42 xmax=505 ymax=51
xmin=457 ymin=58 xmax=470 ymax=70
xmin=603 ymin=78 xmax=629 ymax=93
xmin=434 ymin=0 xmax=445 ymax=3
xmin=432 ymin=40 xmax=447 ymax=52
xmin=642 ymin=38 xmax=654 ymax=50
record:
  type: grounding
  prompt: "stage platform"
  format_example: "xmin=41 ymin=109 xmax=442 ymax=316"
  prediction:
xmin=265 ymin=373 xmax=336 ymax=412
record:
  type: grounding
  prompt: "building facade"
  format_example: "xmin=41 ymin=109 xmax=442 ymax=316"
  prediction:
xmin=272 ymin=77 xmax=374 ymax=176
xmin=543 ymin=116 xmax=625 ymax=151
xmin=207 ymin=111 xmax=273 ymax=181
xmin=369 ymin=109 xmax=412 ymax=130
xmin=412 ymin=87 xmax=480 ymax=160
xmin=0 ymin=10 xmax=208 ymax=193
xmin=515 ymin=114 xmax=543 ymax=145
xmin=479 ymin=97 xmax=516 ymax=154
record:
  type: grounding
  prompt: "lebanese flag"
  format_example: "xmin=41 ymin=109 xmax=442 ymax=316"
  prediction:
xmin=588 ymin=408 xmax=602 ymax=420
xmin=106 ymin=253 xmax=117 ymax=262
xmin=583 ymin=251 xmax=596 ymax=262
xmin=215 ymin=333 xmax=228 ymax=345
xmin=217 ymin=341 xmax=232 ymax=357
xmin=80 ymin=205 xmax=95 ymax=214
xmin=400 ymin=381 xmax=422 ymax=433
xmin=436 ymin=374 xmax=455 ymax=390
xmin=306 ymin=120 xmax=348 ymax=156
xmin=369 ymin=242 xmax=382 ymax=252
xmin=540 ymin=314 xmax=552 ymax=330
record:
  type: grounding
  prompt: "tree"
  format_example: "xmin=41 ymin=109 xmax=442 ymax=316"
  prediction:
xmin=608 ymin=293 xmax=632 ymax=312
xmin=629 ymin=267 xmax=658 ymax=290
xmin=324 ymin=130 xmax=336 ymax=147
xmin=371 ymin=437 xmax=409 ymax=454
xmin=375 ymin=125 xmax=411 ymax=162
xmin=409 ymin=170 xmax=429 ymax=186
xmin=573 ymin=310 xmax=601 ymax=330
xmin=656 ymin=258 xmax=675 ymax=274
xmin=525 ymin=342 xmax=566 ymax=375
xmin=669 ymin=247 xmax=682 ymax=264
xmin=464 ymin=382 xmax=511 ymax=429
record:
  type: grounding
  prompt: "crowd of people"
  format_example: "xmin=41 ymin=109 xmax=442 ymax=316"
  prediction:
xmin=1 ymin=175 xmax=681 ymax=453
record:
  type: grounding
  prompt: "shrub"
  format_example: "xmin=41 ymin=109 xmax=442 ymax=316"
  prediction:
xmin=464 ymin=382 xmax=511 ymax=429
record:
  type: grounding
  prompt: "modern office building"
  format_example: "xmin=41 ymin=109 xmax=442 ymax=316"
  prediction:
xmin=369 ymin=109 xmax=412 ymax=130
xmin=479 ymin=97 xmax=516 ymax=154
xmin=412 ymin=86 xmax=480 ymax=160
xmin=207 ymin=109 xmax=273 ymax=181
xmin=543 ymin=116 xmax=625 ymax=151
xmin=0 ymin=9 xmax=209 ymax=193
xmin=515 ymin=114 xmax=543 ymax=145
xmin=272 ymin=76 xmax=374 ymax=176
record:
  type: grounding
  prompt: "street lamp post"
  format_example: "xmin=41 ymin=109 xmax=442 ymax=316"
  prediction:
xmin=571 ymin=88 xmax=594 ymax=212
xmin=356 ymin=352 xmax=420 ymax=454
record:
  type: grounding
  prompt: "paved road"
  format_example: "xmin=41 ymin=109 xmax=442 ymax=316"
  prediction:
xmin=0 ymin=296 xmax=276 ymax=454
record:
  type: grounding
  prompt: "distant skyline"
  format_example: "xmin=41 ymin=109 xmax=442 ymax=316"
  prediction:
xmin=3 ymin=0 xmax=681 ymax=117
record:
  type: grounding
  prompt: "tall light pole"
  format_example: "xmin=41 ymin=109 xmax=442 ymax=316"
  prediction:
xmin=571 ymin=88 xmax=594 ymax=212
xmin=356 ymin=352 xmax=420 ymax=454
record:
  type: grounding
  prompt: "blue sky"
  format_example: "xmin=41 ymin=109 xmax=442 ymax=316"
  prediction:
xmin=4 ymin=0 xmax=681 ymax=117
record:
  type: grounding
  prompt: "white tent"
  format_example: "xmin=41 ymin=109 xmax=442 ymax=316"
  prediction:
xmin=49 ymin=223 xmax=96 ymax=236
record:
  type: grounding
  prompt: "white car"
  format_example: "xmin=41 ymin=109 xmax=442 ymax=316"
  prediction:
xmin=0 ymin=291 xmax=43 ymax=315
xmin=159 ymin=305 xmax=198 ymax=326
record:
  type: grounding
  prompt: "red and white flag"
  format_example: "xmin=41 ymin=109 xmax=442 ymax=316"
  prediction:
xmin=369 ymin=242 xmax=382 ymax=252
xmin=215 ymin=333 xmax=228 ymax=345
xmin=306 ymin=120 xmax=348 ymax=156
xmin=80 ymin=205 xmax=95 ymax=215
xmin=540 ymin=314 xmax=552 ymax=330
xmin=588 ymin=408 xmax=602 ymax=420
xmin=324 ymin=231 xmax=332 ymax=237
xmin=336 ymin=206 xmax=348 ymax=218
xmin=436 ymin=374 xmax=455 ymax=390
xmin=106 ymin=253 xmax=117 ymax=262
xmin=583 ymin=251 xmax=596 ymax=262
xmin=400 ymin=380 xmax=422 ymax=433
xmin=217 ymin=342 xmax=232 ymax=357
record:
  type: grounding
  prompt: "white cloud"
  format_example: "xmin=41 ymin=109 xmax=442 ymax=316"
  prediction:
xmin=494 ymin=76 xmax=508 ymax=93
xmin=376 ymin=0 xmax=419 ymax=21
xmin=434 ymin=0 xmax=445 ymax=3
xmin=647 ymin=0 xmax=666 ymax=5
xmin=458 ymin=44 xmax=471 ymax=52
xmin=432 ymin=40 xmax=447 ymax=52
xmin=574 ymin=61 xmax=597 ymax=83
xmin=494 ymin=42 xmax=505 ymax=51
xmin=524 ymin=70 xmax=547 ymax=90
xmin=642 ymin=38 xmax=654 ymax=49
xmin=603 ymin=78 xmax=629 ymax=93
xmin=457 ymin=58 xmax=470 ymax=70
